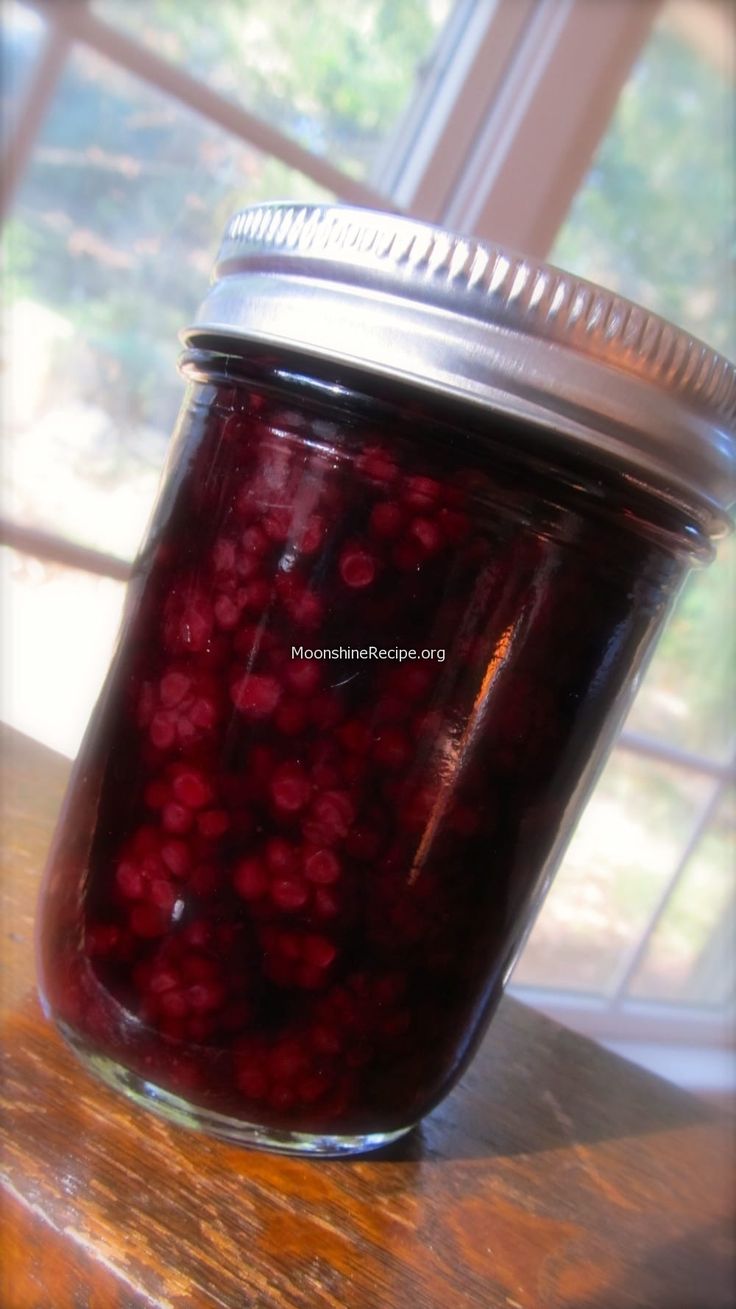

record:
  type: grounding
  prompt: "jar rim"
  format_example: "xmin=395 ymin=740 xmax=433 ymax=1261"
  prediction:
xmin=183 ymin=203 xmax=736 ymax=531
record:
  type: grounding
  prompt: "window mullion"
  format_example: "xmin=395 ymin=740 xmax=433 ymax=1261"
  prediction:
xmin=1 ymin=16 xmax=72 ymax=220
xmin=685 ymin=894 xmax=736 ymax=1007
xmin=616 ymin=731 xmax=736 ymax=785
xmin=0 ymin=519 xmax=132 ymax=582
xmin=509 ymin=986 xmax=736 ymax=1046
xmin=441 ymin=0 xmax=663 ymax=256
xmin=374 ymin=0 xmax=537 ymax=218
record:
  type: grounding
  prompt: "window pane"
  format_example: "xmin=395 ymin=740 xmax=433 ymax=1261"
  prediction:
xmin=2 ymin=44 xmax=330 ymax=561
xmin=513 ymin=752 xmax=714 ymax=994
xmin=623 ymin=537 xmax=736 ymax=762
xmin=92 ymin=0 xmax=455 ymax=182
xmin=553 ymin=0 xmax=736 ymax=765
xmin=0 ymin=2 xmax=45 ymax=132
xmin=628 ymin=789 xmax=736 ymax=1006
xmin=551 ymin=0 xmax=735 ymax=357
xmin=0 ymin=548 xmax=125 ymax=758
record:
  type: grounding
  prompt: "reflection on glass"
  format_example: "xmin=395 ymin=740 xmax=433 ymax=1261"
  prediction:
xmin=514 ymin=752 xmax=712 ymax=994
xmin=1 ymin=2 xmax=45 ymax=132
xmin=628 ymin=789 xmax=736 ymax=1006
xmin=552 ymin=0 xmax=735 ymax=357
xmin=92 ymin=0 xmax=455 ymax=181
xmin=2 ymin=43 xmax=331 ymax=560
xmin=623 ymin=537 xmax=735 ymax=763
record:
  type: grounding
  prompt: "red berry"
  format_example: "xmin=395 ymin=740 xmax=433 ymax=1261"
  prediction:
xmin=233 ymin=857 xmax=268 ymax=901
xmin=271 ymin=877 xmax=309 ymax=911
xmin=130 ymin=904 xmax=168 ymax=938
xmin=263 ymin=508 xmax=293 ymax=543
xmin=163 ymin=587 xmax=213 ymax=654
xmin=312 ymin=888 xmax=339 ymax=920
xmin=171 ymin=768 xmax=212 ymax=810
xmin=265 ymin=838 xmax=299 ymax=877
xmin=274 ymin=698 xmax=309 ymax=736
xmin=162 ymin=802 xmax=194 ymax=835
xmin=184 ymin=695 xmax=218 ymax=732
xmin=212 ymin=537 xmax=237 ymax=572
xmin=148 ymin=968 xmax=179 ymax=995
xmin=298 ymin=1072 xmax=330 ymax=1103
xmin=304 ymin=848 xmax=341 ymax=885
xmin=390 ymin=662 xmax=437 ymax=701
xmin=358 ymin=445 xmax=397 ymax=484
xmin=310 ymin=1024 xmax=342 ymax=1055
xmin=160 ymin=671 xmax=192 ymax=708
xmin=160 ymin=840 xmax=191 ymax=877
xmin=437 ymin=506 xmax=470 ymax=544
xmin=287 ymin=587 xmax=324 ymax=629
xmin=239 ymin=578 xmax=271 ymax=614
xmin=116 ymin=862 xmax=144 ymax=900
xmin=234 ymin=553 xmax=263 ymax=582
xmin=150 ymin=713 xmax=176 ymax=750
xmin=240 ymin=524 xmax=269 ymax=555
xmin=237 ymin=1067 xmax=269 ymax=1099
xmin=297 ymin=514 xmax=325 ymax=555
xmin=181 ymin=921 xmax=213 ymax=949
xmin=196 ymin=809 xmax=230 ymax=840
xmin=302 ymin=791 xmax=355 ymax=845
xmin=284 ymin=658 xmax=322 ymax=697
xmin=270 ymin=763 xmax=312 ymax=814
xmin=213 ymin=595 xmax=241 ymax=630
xmin=187 ymin=980 xmax=226 ymax=1014
xmin=337 ymin=719 xmax=373 ymax=753
xmin=231 ymin=673 xmax=282 ymax=718
xmin=160 ymin=989 xmax=189 ymax=1018
xmin=339 ymin=543 xmax=377 ymax=589
xmin=408 ymin=516 xmax=442 ymax=556
xmin=149 ymin=879 xmax=177 ymax=912
xmin=302 ymin=935 xmax=337 ymax=969
xmin=402 ymin=475 xmax=441 ymax=511
xmin=369 ymin=501 xmax=404 ymax=540
xmin=269 ymin=1039 xmax=308 ymax=1080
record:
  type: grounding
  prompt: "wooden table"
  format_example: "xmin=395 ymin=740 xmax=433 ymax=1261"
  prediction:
xmin=1 ymin=723 xmax=734 ymax=1309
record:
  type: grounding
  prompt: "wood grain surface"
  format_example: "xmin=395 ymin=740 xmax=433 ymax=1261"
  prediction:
xmin=1 ymin=722 xmax=734 ymax=1309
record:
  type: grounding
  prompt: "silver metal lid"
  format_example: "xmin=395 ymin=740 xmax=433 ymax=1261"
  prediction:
xmin=184 ymin=203 xmax=736 ymax=529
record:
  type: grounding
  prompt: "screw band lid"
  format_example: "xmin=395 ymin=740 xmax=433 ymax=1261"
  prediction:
xmin=184 ymin=203 xmax=736 ymax=531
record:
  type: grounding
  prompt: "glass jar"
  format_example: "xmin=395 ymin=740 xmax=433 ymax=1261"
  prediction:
xmin=37 ymin=205 xmax=736 ymax=1155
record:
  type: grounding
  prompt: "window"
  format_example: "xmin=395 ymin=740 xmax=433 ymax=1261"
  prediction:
xmin=2 ymin=0 xmax=734 ymax=1096
xmin=513 ymin=0 xmax=735 ymax=1067
xmin=92 ymin=0 xmax=455 ymax=183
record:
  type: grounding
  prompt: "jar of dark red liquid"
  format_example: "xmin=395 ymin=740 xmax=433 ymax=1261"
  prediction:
xmin=37 ymin=204 xmax=736 ymax=1155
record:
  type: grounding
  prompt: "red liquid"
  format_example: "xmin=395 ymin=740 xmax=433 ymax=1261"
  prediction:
xmin=38 ymin=353 xmax=683 ymax=1136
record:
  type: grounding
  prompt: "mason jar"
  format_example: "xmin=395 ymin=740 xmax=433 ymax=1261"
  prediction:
xmin=37 ymin=204 xmax=736 ymax=1155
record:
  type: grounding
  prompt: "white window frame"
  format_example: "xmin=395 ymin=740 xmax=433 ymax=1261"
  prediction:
xmin=379 ymin=0 xmax=663 ymax=257
xmin=3 ymin=0 xmax=734 ymax=1096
